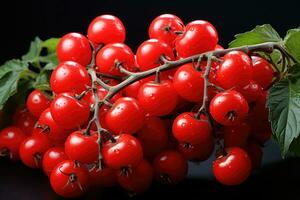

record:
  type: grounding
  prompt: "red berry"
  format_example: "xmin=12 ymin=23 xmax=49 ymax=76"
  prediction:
xmin=0 ymin=126 xmax=27 ymax=161
xmin=102 ymin=134 xmax=143 ymax=170
xmin=178 ymin=139 xmax=214 ymax=161
xmin=65 ymin=130 xmax=99 ymax=164
xmin=213 ymin=147 xmax=251 ymax=186
xmin=19 ymin=134 xmax=52 ymax=168
xmin=251 ymin=56 xmax=274 ymax=89
xmin=137 ymin=80 xmax=178 ymax=116
xmin=26 ymin=90 xmax=51 ymax=118
xmin=13 ymin=108 xmax=36 ymax=135
xmin=175 ymin=20 xmax=218 ymax=58
xmin=216 ymin=51 xmax=252 ymax=89
xmin=50 ymin=61 xmax=91 ymax=95
xmin=149 ymin=14 xmax=184 ymax=47
xmin=117 ymin=159 xmax=153 ymax=194
xmin=50 ymin=160 xmax=89 ymax=198
xmin=105 ymin=97 xmax=145 ymax=134
xmin=89 ymin=166 xmax=117 ymax=188
xmin=87 ymin=15 xmax=126 ymax=46
xmin=209 ymin=90 xmax=249 ymax=126
xmin=50 ymin=93 xmax=90 ymax=129
xmin=96 ymin=43 xmax=135 ymax=76
xmin=124 ymin=80 xmax=145 ymax=98
xmin=136 ymin=39 xmax=174 ymax=71
xmin=223 ymin=122 xmax=251 ymax=148
xmin=57 ymin=33 xmax=92 ymax=66
xmin=173 ymin=63 xmax=204 ymax=102
xmin=43 ymin=147 xmax=68 ymax=176
xmin=153 ymin=150 xmax=187 ymax=185
xmin=137 ymin=117 xmax=168 ymax=158
xmin=236 ymin=80 xmax=263 ymax=103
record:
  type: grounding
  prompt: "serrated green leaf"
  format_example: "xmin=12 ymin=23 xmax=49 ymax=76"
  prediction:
xmin=34 ymin=63 xmax=56 ymax=91
xmin=22 ymin=37 xmax=43 ymax=62
xmin=267 ymin=64 xmax=300 ymax=156
xmin=0 ymin=60 xmax=30 ymax=109
xmin=42 ymin=38 xmax=59 ymax=53
xmin=284 ymin=28 xmax=300 ymax=63
xmin=290 ymin=136 xmax=300 ymax=156
xmin=229 ymin=24 xmax=282 ymax=48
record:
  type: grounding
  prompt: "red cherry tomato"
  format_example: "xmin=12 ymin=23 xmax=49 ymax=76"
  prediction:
xmin=89 ymin=166 xmax=117 ymax=188
xmin=223 ymin=122 xmax=251 ymax=147
xmin=57 ymin=33 xmax=92 ymax=66
xmin=26 ymin=89 xmax=51 ymax=118
xmin=236 ymin=80 xmax=263 ymax=103
xmin=251 ymin=56 xmax=274 ymax=89
xmin=178 ymin=139 xmax=214 ymax=161
xmin=13 ymin=108 xmax=36 ymax=135
xmin=43 ymin=147 xmax=68 ymax=176
xmin=213 ymin=147 xmax=251 ymax=186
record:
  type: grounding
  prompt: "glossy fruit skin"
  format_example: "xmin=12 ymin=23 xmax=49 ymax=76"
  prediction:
xmin=87 ymin=15 xmax=126 ymax=45
xmin=89 ymin=166 xmax=117 ymax=187
xmin=217 ymin=51 xmax=253 ymax=89
xmin=117 ymin=159 xmax=153 ymax=194
xmin=105 ymin=97 xmax=145 ymax=134
xmin=136 ymin=39 xmax=175 ymax=71
xmin=236 ymin=80 xmax=263 ymax=103
xmin=149 ymin=14 xmax=184 ymax=47
xmin=50 ymin=61 xmax=91 ymax=95
xmin=102 ymin=134 xmax=143 ymax=170
xmin=37 ymin=108 xmax=70 ymax=144
xmin=213 ymin=147 xmax=251 ymax=186
xmin=223 ymin=122 xmax=251 ymax=148
xmin=50 ymin=160 xmax=89 ymax=198
xmin=26 ymin=90 xmax=51 ymax=118
xmin=172 ymin=112 xmax=211 ymax=145
xmin=137 ymin=80 xmax=178 ymax=116
xmin=50 ymin=93 xmax=90 ymax=129
xmin=13 ymin=109 xmax=36 ymax=135
xmin=251 ymin=56 xmax=274 ymax=89
xmin=178 ymin=139 xmax=214 ymax=161
xmin=57 ymin=32 xmax=92 ymax=66
xmin=173 ymin=63 xmax=204 ymax=102
xmin=0 ymin=126 xmax=27 ymax=161
xmin=19 ymin=134 xmax=52 ymax=168
xmin=175 ymin=20 xmax=218 ymax=58
xmin=153 ymin=150 xmax=187 ymax=185
xmin=209 ymin=90 xmax=249 ymax=126
xmin=96 ymin=43 xmax=135 ymax=76
xmin=65 ymin=130 xmax=99 ymax=164
xmin=244 ymin=140 xmax=263 ymax=170
xmin=137 ymin=117 xmax=168 ymax=158
xmin=124 ymin=80 xmax=144 ymax=98
xmin=42 ymin=147 xmax=68 ymax=176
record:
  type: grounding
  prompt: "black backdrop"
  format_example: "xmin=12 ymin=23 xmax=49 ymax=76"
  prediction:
xmin=1 ymin=0 xmax=300 ymax=199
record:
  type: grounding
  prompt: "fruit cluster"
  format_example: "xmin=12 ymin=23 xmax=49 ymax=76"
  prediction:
xmin=0 ymin=14 xmax=274 ymax=197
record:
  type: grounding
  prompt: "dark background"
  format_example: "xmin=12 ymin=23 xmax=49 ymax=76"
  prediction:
xmin=0 ymin=0 xmax=300 ymax=199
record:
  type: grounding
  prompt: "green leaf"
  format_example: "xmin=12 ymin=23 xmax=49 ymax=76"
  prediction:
xmin=267 ymin=64 xmax=300 ymax=156
xmin=284 ymin=28 xmax=300 ymax=63
xmin=21 ymin=37 xmax=43 ymax=62
xmin=0 ymin=60 xmax=33 ymax=109
xmin=42 ymin=38 xmax=59 ymax=53
xmin=34 ymin=63 xmax=56 ymax=91
xmin=229 ymin=24 xmax=282 ymax=48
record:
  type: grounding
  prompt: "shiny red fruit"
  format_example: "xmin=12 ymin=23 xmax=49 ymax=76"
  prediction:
xmin=137 ymin=80 xmax=178 ymax=116
xmin=65 ymin=130 xmax=99 ymax=164
xmin=216 ymin=51 xmax=253 ymax=89
xmin=173 ymin=63 xmax=204 ymax=102
xmin=251 ymin=56 xmax=274 ymax=89
xmin=50 ymin=160 xmax=89 ymax=198
xmin=19 ymin=134 xmax=51 ymax=168
xmin=149 ymin=14 xmax=184 ymax=47
xmin=96 ymin=43 xmax=135 ymax=76
xmin=117 ymin=159 xmax=153 ymax=194
xmin=0 ymin=126 xmax=27 ymax=161
xmin=105 ymin=97 xmax=145 ymax=134
xmin=136 ymin=39 xmax=175 ymax=71
xmin=172 ymin=112 xmax=211 ymax=144
xmin=13 ymin=108 xmax=36 ymax=135
xmin=87 ymin=15 xmax=126 ymax=46
xmin=175 ymin=20 xmax=218 ymax=58
xmin=236 ymin=80 xmax=263 ymax=103
xmin=50 ymin=61 xmax=91 ymax=95
xmin=213 ymin=147 xmax=251 ymax=186
xmin=89 ymin=166 xmax=117 ymax=188
xmin=209 ymin=90 xmax=249 ymax=126
xmin=153 ymin=150 xmax=187 ymax=185
xmin=26 ymin=90 xmax=51 ymax=118
xmin=102 ymin=134 xmax=143 ymax=170
xmin=223 ymin=122 xmax=251 ymax=148
xmin=137 ymin=117 xmax=168 ymax=158
xmin=178 ymin=138 xmax=214 ymax=161
xmin=57 ymin=32 xmax=92 ymax=66
xmin=42 ymin=147 xmax=68 ymax=176
xmin=50 ymin=93 xmax=90 ymax=129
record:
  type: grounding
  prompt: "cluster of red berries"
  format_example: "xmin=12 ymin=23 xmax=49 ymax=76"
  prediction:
xmin=0 ymin=14 xmax=273 ymax=198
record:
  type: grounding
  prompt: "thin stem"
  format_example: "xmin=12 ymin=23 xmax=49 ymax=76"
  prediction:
xmin=96 ymin=72 xmax=124 ymax=81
